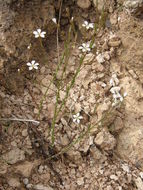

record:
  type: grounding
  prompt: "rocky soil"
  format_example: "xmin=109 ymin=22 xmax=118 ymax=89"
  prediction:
xmin=0 ymin=0 xmax=143 ymax=189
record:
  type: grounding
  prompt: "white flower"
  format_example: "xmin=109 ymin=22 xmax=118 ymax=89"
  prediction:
xmin=110 ymin=74 xmax=119 ymax=87
xmin=73 ymin=113 xmax=83 ymax=124
xmin=79 ymin=43 xmax=91 ymax=53
xmin=33 ymin=29 xmax=46 ymax=38
xmin=52 ymin=18 xmax=57 ymax=24
xmin=96 ymin=53 xmax=105 ymax=64
xmin=27 ymin=60 xmax=39 ymax=70
xmin=82 ymin=21 xmax=94 ymax=30
xmin=110 ymin=86 xmax=124 ymax=106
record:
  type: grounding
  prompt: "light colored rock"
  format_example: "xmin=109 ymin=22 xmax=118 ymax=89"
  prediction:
xmin=67 ymin=149 xmax=82 ymax=164
xmin=60 ymin=134 xmax=69 ymax=146
xmin=93 ymin=0 xmax=105 ymax=11
xmin=140 ymin=172 xmax=143 ymax=179
xmin=134 ymin=177 xmax=143 ymax=190
xmin=77 ymin=177 xmax=84 ymax=186
xmin=0 ymin=160 xmax=8 ymax=174
xmin=41 ymin=75 xmax=52 ymax=86
xmin=23 ymin=178 xmax=29 ymax=185
xmin=94 ymin=129 xmax=116 ymax=151
xmin=38 ymin=165 xmax=44 ymax=174
xmin=110 ymin=174 xmax=118 ymax=181
xmin=92 ymin=61 xmax=104 ymax=71
xmin=77 ymin=0 xmax=91 ymax=9
xmin=59 ymin=90 xmax=66 ymax=101
xmin=103 ymin=51 xmax=110 ymax=61
xmin=108 ymin=39 xmax=121 ymax=47
xmin=22 ymin=129 xmax=28 ymax=137
xmin=96 ymin=53 xmax=105 ymax=64
xmin=128 ymin=69 xmax=138 ymax=79
xmin=110 ymin=13 xmax=118 ymax=25
xmin=15 ymin=161 xmax=38 ymax=177
xmin=74 ymin=102 xmax=82 ymax=113
xmin=107 ymin=185 xmax=113 ymax=190
xmin=109 ymin=117 xmax=124 ymax=133
xmin=83 ymin=53 xmax=95 ymax=65
xmin=2 ymin=148 xmax=25 ymax=164
xmin=90 ymin=146 xmax=107 ymax=162
xmin=124 ymin=0 xmax=143 ymax=15
xmin=121 ymin=164 xmax=130 ymax=173
xmin=26 ymin=184 xmax=33 ymax=189
xmin=116 ymin=76 xmax=143 ymax=168
xmin=8 ymin=177 xmax=20 ymax=188
xmin=96 ymin=102 xmax=109 ymax=121
xmin=34 ymin=184 xmax=53 ymax=190
xmin=61 ymin=118 xmax=68 ymax=126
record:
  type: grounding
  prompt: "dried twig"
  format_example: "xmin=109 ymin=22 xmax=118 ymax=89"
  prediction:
xmin=0 ymin=118 xmax=40 ymax=125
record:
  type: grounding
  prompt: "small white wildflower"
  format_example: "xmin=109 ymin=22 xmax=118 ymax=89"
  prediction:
xmin=73 ymin=113 xmax=83 ymax=124
xmin=27 ymin=60 xmax=39 ymax=70
xmin=79 ymin=43 xmax=91 ymax=53
xmin=96 ymin=53 xmax=105 ymax=64
xmin=52 ymin=18 xmax=57 ymax=24
xmin=110 ymin=86 xmax=124 ymax=106
xmin=82 ymin=21 xmax=94 ymax=30
xmin=110 ymin=74 xmax=119 ymax=87
xmin=33 ymin=29 xmax=46 ymax=38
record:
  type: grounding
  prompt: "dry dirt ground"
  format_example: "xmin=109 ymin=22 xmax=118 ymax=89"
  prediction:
xmin=0 ymin=0 xmax=143 ymax=190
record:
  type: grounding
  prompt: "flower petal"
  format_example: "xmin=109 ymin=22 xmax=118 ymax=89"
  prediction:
xmin=52 ymin=18 xmax=57 ymax=24
xmin=37 ymin=28 xmax=41 ymax=33
xmin=31 ymin=60 xmax=36 ymax=64
xmin=27 ymin=62 xmax=31 ymax=66
xmin=34 ymin=66 xmax=38 ymax=70
xmin=78 ymin=46 xmax=83 ymax=50
xmin=40 ymin=33 xmax=45 ymax=38
xmin=35 ymin=63 xmax=39 ymax=66
xmin=29 ymin=66 xmax=33 ymax=70
xmin=33 ymin=31 xmax=38 ymax=35
xmin=76 ymin=113 xmax=80 ymax=117
xmin=73 ymin=118 xmax=77 ymax=123
xmin=79 ymin=116 xmax=83 ymax=119
xmin=89 ymin=23 xmax=94 ymax=28
xmin=34 ymin=34 xmax=40 ymax=38
xmin=84 ymin=21 xmax=88 ymax=25
xmin=77 ymin=119 xmax=80 ymax=124
xmin=82 ymin=49 xmax=86 ymax=52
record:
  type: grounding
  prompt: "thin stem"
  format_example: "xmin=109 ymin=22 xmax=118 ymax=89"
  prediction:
xmin=57 ymin=0 xmax=63 ymax=64
xmin=0 ymin=118 xmax=40 ymax=125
